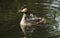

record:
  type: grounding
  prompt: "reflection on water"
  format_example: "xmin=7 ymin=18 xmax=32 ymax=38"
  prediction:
xmin=0 ymin=24 xmax=49 ymax=38
xmin=55 ymin=16 xmax=60 ymax=31
xmin=55 ymin=16 xmax=60 ymax=38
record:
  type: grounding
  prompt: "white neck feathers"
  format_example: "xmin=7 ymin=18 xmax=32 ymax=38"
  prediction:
xmin=20 ymin=13 xmax=26 ymax=25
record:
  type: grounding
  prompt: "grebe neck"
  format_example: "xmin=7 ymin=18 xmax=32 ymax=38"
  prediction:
xmin=20 ymin=13 xmax=26 ymax=25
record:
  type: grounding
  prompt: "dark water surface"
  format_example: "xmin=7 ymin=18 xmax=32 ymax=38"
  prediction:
xmin=0 ymin=0 xmax=56 ymax=38
xmin=0 ymin=25 xmax=22 ymax=38
xmin=0 ymin=24 xmax=49 ymax=38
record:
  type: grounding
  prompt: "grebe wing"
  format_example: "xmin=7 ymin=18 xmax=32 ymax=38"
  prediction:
xmin=26 ymin=17 xmax=42 ymax=24
xmin=26 ymin=13 xmax=42 ymax=24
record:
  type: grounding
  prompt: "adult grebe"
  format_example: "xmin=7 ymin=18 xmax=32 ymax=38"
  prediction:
xmin=18 ymin=8 xmax=46 ymax=38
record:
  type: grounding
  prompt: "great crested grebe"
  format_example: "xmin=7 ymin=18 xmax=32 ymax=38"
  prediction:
xmin=18 ymin=8 xmax=46 ymax=38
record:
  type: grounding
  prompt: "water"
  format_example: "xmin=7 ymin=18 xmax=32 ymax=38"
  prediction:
xmin=0 ymin=24 xmax=49 ymax=38
xmin=55 ymin=16 xmax=60 ymax=31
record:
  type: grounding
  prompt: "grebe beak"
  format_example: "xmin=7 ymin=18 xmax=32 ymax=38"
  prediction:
xmin=17 ymin=8 xmax=28 ymax=14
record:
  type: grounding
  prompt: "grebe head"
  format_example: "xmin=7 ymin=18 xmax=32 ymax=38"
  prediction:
xmin=21 ymin=8 xmax=28 ymax=13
